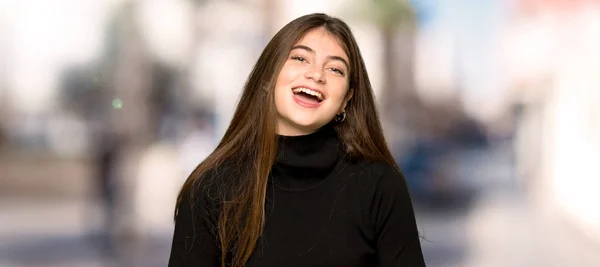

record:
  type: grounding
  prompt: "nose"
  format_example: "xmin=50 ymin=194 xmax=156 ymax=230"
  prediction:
xmin=304 ymin=67 xmax=325 ymax=84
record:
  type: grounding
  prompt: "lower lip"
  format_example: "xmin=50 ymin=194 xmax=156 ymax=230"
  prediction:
xmin=292 ymin=94 xmax=322 ymax=108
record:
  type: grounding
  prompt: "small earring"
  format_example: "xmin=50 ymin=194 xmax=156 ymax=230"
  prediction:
xmin=334 ymin=112 xmax=346 ymax=123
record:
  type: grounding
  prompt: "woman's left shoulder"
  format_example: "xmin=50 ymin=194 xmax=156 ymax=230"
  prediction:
xmin=345 ymin=159 xmax=407 ymax=190
xmin=357 ymin=160 xmax=404 ymax=178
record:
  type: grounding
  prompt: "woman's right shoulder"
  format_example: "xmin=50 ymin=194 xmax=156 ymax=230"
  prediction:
xmin=176 ymin=167 xmax=223 ymax=223
xmin=180 ymin=160 xmax=239 ymax=208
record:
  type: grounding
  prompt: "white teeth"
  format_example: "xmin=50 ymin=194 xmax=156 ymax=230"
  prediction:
xmin=292 ymin=87 xmax=323 ymax=101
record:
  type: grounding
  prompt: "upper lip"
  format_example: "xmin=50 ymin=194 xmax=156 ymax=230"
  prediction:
xmin=292 ymin=85 xmax=326 ymax=100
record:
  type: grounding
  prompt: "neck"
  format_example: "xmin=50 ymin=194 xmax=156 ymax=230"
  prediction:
xmin=276 ymin=127 xmax=318 ymax=137
xmin=271 ymin=123 xmax=341 ymax=190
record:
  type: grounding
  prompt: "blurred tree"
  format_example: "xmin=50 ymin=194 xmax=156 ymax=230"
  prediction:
xmin=371 ymin=0 xmax=419 ymax=118
xmin=101 ymin=0 xmax=152 ymax=143
xmin=345 ymin=0 xmax=422 ymax=141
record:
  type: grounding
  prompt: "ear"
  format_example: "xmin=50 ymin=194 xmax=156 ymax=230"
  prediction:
xmin=339 ymin=88 xmax=354 ymax=113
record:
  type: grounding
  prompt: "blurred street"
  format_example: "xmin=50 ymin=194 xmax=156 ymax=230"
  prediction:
xmin=2 ymin=142 xmax=600 ymax=267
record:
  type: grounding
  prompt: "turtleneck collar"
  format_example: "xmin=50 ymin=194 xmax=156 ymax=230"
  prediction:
xmin=271 ymin=123 xmax=341 ymax=190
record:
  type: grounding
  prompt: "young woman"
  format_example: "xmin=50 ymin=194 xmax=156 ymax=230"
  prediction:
xmin=168 ymin=13 xmax=426 ymax=267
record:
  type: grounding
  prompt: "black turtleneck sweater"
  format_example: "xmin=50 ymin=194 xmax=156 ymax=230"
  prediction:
xmin=168 ymin=125 xmax=426 ymax=267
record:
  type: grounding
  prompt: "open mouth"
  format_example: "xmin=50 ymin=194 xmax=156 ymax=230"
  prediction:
xmin=292 ymin=87 xmax=324 ymax=105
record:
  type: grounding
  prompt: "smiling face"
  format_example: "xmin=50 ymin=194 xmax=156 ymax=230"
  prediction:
xmin=273 ymin=27 xmax=353 ymax=136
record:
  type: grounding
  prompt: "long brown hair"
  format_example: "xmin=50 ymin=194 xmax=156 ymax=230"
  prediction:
xmin=176 ymin=13 xmax=398 ymax=267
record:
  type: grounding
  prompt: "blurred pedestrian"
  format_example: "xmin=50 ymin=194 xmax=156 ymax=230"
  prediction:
xmin=90 ymin=123 xmax=122 ymax=260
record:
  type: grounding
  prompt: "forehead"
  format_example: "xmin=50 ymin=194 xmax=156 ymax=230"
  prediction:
xmin=295 ymin=28 xmax=349 ymax=59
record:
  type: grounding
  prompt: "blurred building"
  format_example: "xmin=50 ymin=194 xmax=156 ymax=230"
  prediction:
xmin=505 ymin=0 xmax=600 ymax=245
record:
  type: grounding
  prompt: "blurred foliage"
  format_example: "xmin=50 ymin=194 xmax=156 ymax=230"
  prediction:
xmin=343 ymin=0 xmax=416 ymax=29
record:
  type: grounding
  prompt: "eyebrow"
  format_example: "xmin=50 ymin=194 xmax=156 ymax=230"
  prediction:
xmin=291 ymin=45 xmax=349 ymax=70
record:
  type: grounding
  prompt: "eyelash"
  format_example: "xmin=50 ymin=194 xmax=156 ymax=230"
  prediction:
xmin=330 ymin=68 xmax=344 ymax=75
xmin=291 ymin=55 xmax=306 ymax=62
xmin=290 ymin=55 xmax=345 ymax=76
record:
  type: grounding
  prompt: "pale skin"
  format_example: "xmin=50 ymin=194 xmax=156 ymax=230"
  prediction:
xmin=274 ymin=27 xmax=354 ymax=136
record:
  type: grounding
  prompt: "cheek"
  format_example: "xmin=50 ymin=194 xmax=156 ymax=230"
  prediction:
xmin=274 ymin=70 xmax=290 ymax=97
xmin=274 ymin=70 xmax=293 ymax=107
xmin=328 ymin=84 xmax=350 ymax=108
xmin=276 ymin=65 xmax=302 ymax=86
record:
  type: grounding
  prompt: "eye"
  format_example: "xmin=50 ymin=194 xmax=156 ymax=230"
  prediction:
xmin=329 ymin=67 xmax=345 ymax=76
xmin=291 ymin=55 xmax=306 ymax=62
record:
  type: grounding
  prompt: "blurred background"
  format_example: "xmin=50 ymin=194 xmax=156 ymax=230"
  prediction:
xmin=1 ymin=0 xmax=599 ymax=266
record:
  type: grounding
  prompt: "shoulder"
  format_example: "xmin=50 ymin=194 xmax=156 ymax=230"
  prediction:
xmin=343 ymin=158 xmax=406 ymax=188
xmin=367 ymin=161 xmax=407 ymax=191
xmin=338 ymin=158 xmax=416 ymax=223
xmin=336 ymin=157 xmax=409 ymax=199
xmin=179 ymin=160 xmax=240 ymax=214
xmin=359 ymin=160 xmax=403 ymax=178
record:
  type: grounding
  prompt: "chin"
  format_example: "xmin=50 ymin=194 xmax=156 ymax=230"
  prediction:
xmin=290 ymin=120 xmax=322 ymax=132
xmin=280 ymin=117 xmax=326 ymax=135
